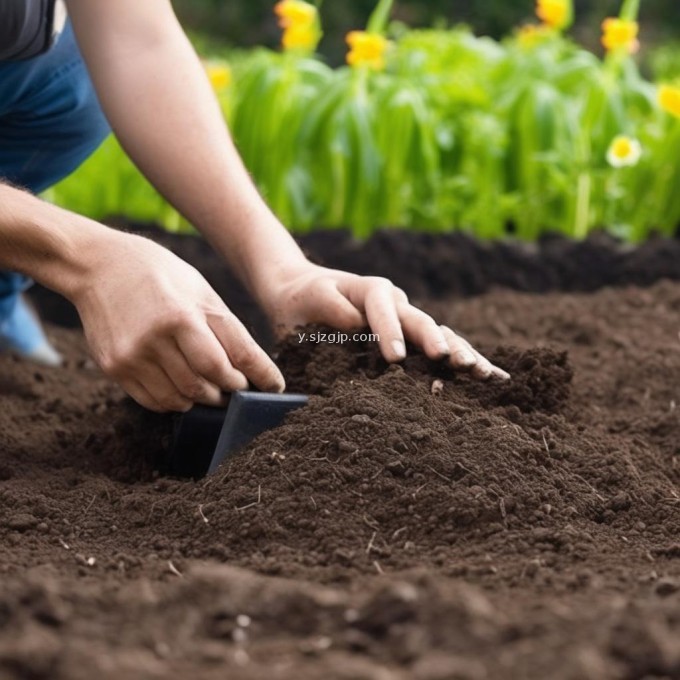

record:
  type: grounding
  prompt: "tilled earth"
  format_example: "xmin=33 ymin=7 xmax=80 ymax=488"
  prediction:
xmin=1 ymin=230 xmax=679 ymax=680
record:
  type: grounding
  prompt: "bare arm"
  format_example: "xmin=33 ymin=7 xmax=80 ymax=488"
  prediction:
xmin=64 ymin=0 xmax=507 ymax=379
xmin=0 ymin=182 xmax=285 ymax=411
xmin=65 ymin=0 xmax=307 ymax=302
xmin=0 ymin=182 xmax=103 ymax=297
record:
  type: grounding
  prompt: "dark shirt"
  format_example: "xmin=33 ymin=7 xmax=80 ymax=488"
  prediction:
xmin=0 ymin=0 xmax=56 ymax=61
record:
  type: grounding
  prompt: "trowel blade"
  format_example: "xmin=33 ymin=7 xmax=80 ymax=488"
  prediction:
xmin=207 ymin=391 xmax=308 ymax=475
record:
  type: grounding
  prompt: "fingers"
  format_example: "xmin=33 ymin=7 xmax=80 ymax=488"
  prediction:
xmin=175 ymin=325 xmax=249 ymax=394
xmin=319 ymin=281 xmax=366 ymax=329
xmin=341 ymin=276 xmax=449 ymax=363
xmin=161 ymin=343 xmax=227 ymax=407
xmin=273 ymin=279 xmax=366 ymax=338
xmin=121 ymin=379 xmax=164 ymax=413
xmin=208 ymin=310 xmax=285 ymax=393
xmin=362 ymin=278 xmax=407 ymax=361
xmin=337 ymin=273 xmax=509 ymax=381
xmin=340 ymin=276 xmax=411 ymax=362
xmin=397 ymin=304 xmax=457 ymax=362
xmin=440 ymin=325 xmax=510 ymax=381
xmin=101 ymin=305 xmax=283 ymax=411
xmin=121 ymin=370 xmax=193 ymax=413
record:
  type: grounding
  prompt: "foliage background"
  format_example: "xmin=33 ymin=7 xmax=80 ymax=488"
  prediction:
xmin=49 ymin=1 xmax=680 ymax=240
xmin=173 ymin=0 xmax=680 ymax=61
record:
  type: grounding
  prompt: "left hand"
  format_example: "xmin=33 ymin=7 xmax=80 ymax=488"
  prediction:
xmin=259 ymin=263 xmax=509 ymax=381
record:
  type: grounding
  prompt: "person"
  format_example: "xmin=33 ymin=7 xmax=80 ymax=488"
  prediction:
xmin=0 ymin=0 xmax=509 ymax=413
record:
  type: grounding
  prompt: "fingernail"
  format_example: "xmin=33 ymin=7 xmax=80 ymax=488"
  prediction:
xmin=455 ymin=349 xmax=477 ymax=367
xmin=494 ymin=368 xmax=511 ymax=381
xmin=475 ymin=363 xmax=493 ymax=379
xmin=436 ymin=339 xmax=450 ymax=357
xmin=391 ymin=340 xmax=406 ymax=360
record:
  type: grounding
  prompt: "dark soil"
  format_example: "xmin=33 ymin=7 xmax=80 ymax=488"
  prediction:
xmin=2 ymin=228 xmax=679 ymax=679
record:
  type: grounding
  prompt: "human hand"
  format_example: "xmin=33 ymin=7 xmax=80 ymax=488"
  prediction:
xmin=259 ymin=263 xmax=509 ymax=380
xmin=70 ymin=232 xmax=285 ymax=412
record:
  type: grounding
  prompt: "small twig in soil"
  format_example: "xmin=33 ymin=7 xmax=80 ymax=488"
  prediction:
xmin=168 ymin=560 xmax=183 ymax=578
xmin=147 ymin=500 xmax=161 ymax=523
xmin=309 ymin=496 xmax=317 ymax=509
xmin=215 ymin=469 xmax=232 ymax=485
xmin=412 ymin=483 xmax=428 ymax=499
xmin=425 ymin=465 xmax=452 ymax=483
xmin=373 ymin=560 xmax=384 ymax=575
xmin=80 ymin=494 xmax=97 ymax=518
xmin=369 ymin=466 xmax=385 ymax=481
xmin=366 ymin=531 xmax=377 ymax=555
xmin=454 ymin=461 xmax=477 ymax=476
xmin=236 ymin=485 xmax=262 ymax=511
xmin=541 ymin=433 xmax=550 ymax=454
xmin=275 ymin=458 xmax=296 ymax=489
xmin=391 ymin=526 xmax=407 ymax=541
xmin=198 ymin=504 xmax=209 ymax=524
xmin=573 ymin=474 xmax=606 ymax=503
xmin=58 ymin=538 xmax=70 ymax=550
xmin=363 ymin=514 xmax=380 ymax=531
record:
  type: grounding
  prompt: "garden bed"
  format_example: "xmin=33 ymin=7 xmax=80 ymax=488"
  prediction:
xmin=1 ymin=228 xmax=679 ymax=679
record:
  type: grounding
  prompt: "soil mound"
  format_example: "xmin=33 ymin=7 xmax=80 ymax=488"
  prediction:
xmin=130 ymin=340 xmax=676 ymax=582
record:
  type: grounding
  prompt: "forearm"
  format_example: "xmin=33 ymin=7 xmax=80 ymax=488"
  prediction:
xmin=66 ymin=0 xmax=309 ymax=305
xmin=0 ymin=183 xmax=110 ymax=299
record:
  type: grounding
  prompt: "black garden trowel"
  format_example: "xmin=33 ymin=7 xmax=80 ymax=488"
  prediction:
xmin=167 ymin=391 xmax=308 ymax=479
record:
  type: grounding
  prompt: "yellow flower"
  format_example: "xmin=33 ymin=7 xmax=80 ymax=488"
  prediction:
xmin=204 ymin=63 xmax=232 ymax=92
xmin=658 ymin=84 xmax=680 ymax=119
xmin=516 ymin=23 xmax=553 ymax=48
xmin=282 ymin=24 xmax=317 ymax=51
xmin=601 ymin=18 xmax=639 ymax=54
xmin=606 ymin=135 xmax=642 ymax=168
xmin=536 ymin=0 xmax=570 ymax=30
xmin=274 ymin=0 xmax=319 ymax=53
xmin=346 ymin=31 xmax=389 ymax=71
xmin=274 ymin=0 xmax=316 ymax=29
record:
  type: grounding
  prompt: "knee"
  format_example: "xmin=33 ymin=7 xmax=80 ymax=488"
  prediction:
xmin=13 ymin=64 xmax=111 ymax=192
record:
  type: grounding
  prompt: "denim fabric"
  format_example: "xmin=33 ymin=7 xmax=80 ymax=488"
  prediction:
xmin=0 ymin=20 xmax=110 ymax=321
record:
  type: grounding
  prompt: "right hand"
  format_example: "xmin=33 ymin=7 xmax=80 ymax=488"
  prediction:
xmin=71 ymin=231 xmax=285 ymax=412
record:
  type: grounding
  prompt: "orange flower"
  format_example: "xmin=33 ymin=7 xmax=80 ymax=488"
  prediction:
xmin=536 ymin=0 xmax=571 ymax=30
xmin=346 ymin=31 xmax=389 ymax=71
xmin=601 ymin=18 xmax=639 ymax=54
xmin=658 ymin=85 xmax=680 ymax=119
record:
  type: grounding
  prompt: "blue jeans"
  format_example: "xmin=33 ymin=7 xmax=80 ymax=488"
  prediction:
xmin=0 ymin=21 xmax=110 ymax=322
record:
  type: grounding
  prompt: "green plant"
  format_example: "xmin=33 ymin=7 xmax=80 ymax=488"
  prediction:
xmin=49 ymin=0 xmax=680 ymax=242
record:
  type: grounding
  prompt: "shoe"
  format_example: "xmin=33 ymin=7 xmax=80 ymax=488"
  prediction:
xmin=0 ymin=295 xmax=63 ymax=367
